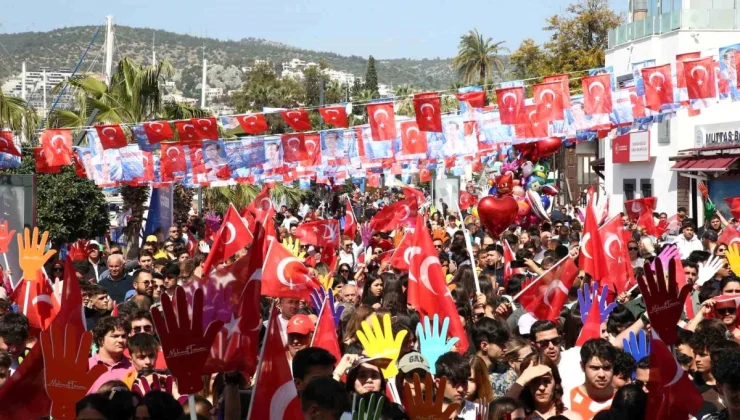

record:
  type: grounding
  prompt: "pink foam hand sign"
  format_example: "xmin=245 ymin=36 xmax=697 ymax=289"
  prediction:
xmin=40 ymin=323 xmax=107 ymax=419
xmin=0 ymin=220 xmax=15 ymax=254
xmin=150 ymin=287 xmax=223 ymax=394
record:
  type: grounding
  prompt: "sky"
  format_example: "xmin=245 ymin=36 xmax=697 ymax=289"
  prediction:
xmin=1 ymin=0 xmax=627 ymax=59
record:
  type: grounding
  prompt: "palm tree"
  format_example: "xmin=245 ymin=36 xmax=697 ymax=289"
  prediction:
xmin=393 ymin=84 xmax=420 ymax=117
xmin=0 ymin=90 xmax=39 ymax=141
xmin=453 ymin=29 xmax=509 ymax=85
xmin=204 ymin=183 xmax=308 ymax=215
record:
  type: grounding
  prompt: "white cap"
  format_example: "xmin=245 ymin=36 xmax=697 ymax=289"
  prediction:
xmin=518 ymin=313 xmax=538 ymax=335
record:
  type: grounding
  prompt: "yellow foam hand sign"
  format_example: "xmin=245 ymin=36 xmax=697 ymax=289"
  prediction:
xmin=356 ymin=313 xmax=407 ymax=378
xmin=282 ymin=237 xmax=306 ymax=261
xmin=17 ymin=227 xmax=56 ymax=280
xmin=317 ymin=273 xmax=333 ymax=291
xmin=727 ymin=244 xmax=740 ymax=277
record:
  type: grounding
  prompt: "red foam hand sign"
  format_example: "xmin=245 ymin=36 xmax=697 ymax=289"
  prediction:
xmin=150 ymin=287 xmax=223 ymax=394
xmin=0 ymin=220 xmax=15 ymax=253
xmin=40 ymin=323 xmax=107 ymax=419
xmin=637 ymin=259 xmax=691 ymax=346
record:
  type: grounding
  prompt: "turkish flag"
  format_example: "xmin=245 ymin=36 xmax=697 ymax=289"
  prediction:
xmin=599 ymin=216 xmax=633 ymax=292
xmin=279 ymin=108 xmax=312 ymax=131
xmin=203 ymin=204 xmax=253 ymax=275
xmin=236 ymin=114 xmax=269 ymax=135
xmin=413 ymin=92 xmax=443 ymax=132
xmin=518 ymin=105 xmax=548 ymax=138
xmin=496 ymin=86 xmax=525 ymax=124
xmin=142 ymin=121 xmax=174 ymax=143
xmin=11 ymin=271 xmax=60 ymax=331
xmin=400 ymin=121 xmax=428 ymax=155
xmin=301 ymin=134 xmax=321 ymax=166
xmin=261 ymin=238 xmax=316 ymax=300
xmin=628 ymin=87 xmax=646 ymax=118
xmin=641 ymin=64 xmax=674 ymax=111
xmin=408 ymin=214 xmax=469 ymax=353
xmin=543 ymin=74 xmax=572 ymax=107
xmin=515 ymin=256 xmax=579 ymax=322
xmin=318 ymin=106 xmax=349 ymax=128
xmin=138 ymin=151 xmax=155 ymax=183
xmin=582 ymin=74 xmax=612 ymax=115
xmin=533 ymin=81 xmax=565 ymax=121
xmin=419 ymin=167 xmax=431 ymax=183
xmin=160 ymin=143 xmax=187 ymax=179
xmin=458 ymin=191 xmax=477 ymax=211
xmin=40 ymin=129 xmax=73 ymax=167
xmin=684 ymin=57 xmax=716 ymax=100
xmin=389 ymin=233 xmax=413 ymax=271
xmin=281 ymin=134 xmax=308 ymax=163
xmin=677 ymin=52 xmax=701 ymax=88
xmin=646 ymin=333 xmax=704 ymax=419
xmin=294 ymin=220 xmax=340 ymax=248
xmin=624 ymin=197 xmax=657 ymax=221
xmin=344 ymin=201 xmax=357 ymax=240
xmin=367 ymin=102 xmax=397 ymax=141
xmin=0 ymin=258 xmax=85 ymax=419
xmin=174 ymin=120 xmax=202 ymax=145
xmin=189 ymin=146 xmax=207 ymax=180
xmin=369 ymin=198 xmax=417 ymax=232
xmin=191 ymin=117 xmax=219 ymax=140
xmin=638 ymin=211 xmax=659 ymax=237
xmin=94 ymin=124 xmax=128 ymax=149
xmin=367 ymin=173 xmax=381 ymax=188
xmin=503 ymin=241 xmax=516 ymax=288
xmin=249 ymin=305 xmax=302 ymax=419
xmin=579 ymin=204 xmax=607 ymax=281
xmin=33 ymin=148 xmax=61 ymax=174
xmin=311 ymin=298 xmax=342 ymax=363
xmin=0 ymin=131 xmax=21 ymax=157
xmin=402 ymin=186 xmax=426 ymax=205
xmin=576 ymin=294 xmax=603 ymax=346
xmin=246 ymin=186 xmax=274 ymax=224
xmin=455 ymin=91 xmax=486 ymax=108
xmin=724 ymin=197 xmax=740 ymax=220
xmin=719 ymin=225 xmax=740 ymax=249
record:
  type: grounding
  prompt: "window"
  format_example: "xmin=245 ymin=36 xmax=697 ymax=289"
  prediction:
xmin=578 ymin=155 xmax=597 ymax=186
xmin=640 ymin=179 xmax=652 ymax=198
xmin=624 ymin=179 xmax=637 ymax=201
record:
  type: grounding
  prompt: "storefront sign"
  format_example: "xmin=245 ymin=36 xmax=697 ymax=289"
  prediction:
xmin=613 ymin=131 xmax=650 ymax=163
xmin=695 ymin=121 xmax=740 ymax=148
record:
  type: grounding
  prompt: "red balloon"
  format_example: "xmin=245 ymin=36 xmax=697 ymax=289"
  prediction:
xmin=477 ymin=195 xmax=519 ymax=238
xmin=534 ymin=137 xmax=562 ymax=159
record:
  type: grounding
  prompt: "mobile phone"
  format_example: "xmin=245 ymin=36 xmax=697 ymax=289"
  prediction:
xmin=510 ymin=260 xmax=528 ymax=269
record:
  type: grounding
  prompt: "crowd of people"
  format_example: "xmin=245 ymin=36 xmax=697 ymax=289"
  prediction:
xmin=1 ymin=184 xmax=740 ymax=420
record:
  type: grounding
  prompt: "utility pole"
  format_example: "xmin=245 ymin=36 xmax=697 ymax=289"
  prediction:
xmin=42 ymin=69 xmax=47 ymax=118
xmin=104 ymin=16 xmax=114 ymax=84
xmin=201 ymin=45 xmax=207 ymax=109
xmin=319 ymin=78 xmax=325 ymax=130
xmin=21 ymin=62 xmax=26 ymax=144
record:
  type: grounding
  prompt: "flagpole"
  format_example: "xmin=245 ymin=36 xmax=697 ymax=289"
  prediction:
xmin=511 ymin=255 xmax=570 ymax=302
xmin=246 ymin=301 xmax=275 ymax=420
xmin=2 ymin=253 xmax=11 ymax=285
xmin=457 ymin=207 xmax=480 ymax=293
xmin=310 ymin=297 xmax=327 ymax=347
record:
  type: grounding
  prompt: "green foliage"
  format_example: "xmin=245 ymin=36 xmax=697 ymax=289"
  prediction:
xmin=120 ymin=185 xmax=150 ymax=258
xmin=365 ymin=56 xmax=379 ymax=98
xmin=0 ymin=26 xmax=459 ymax=90
xmin=452 ymin=29 xmax=509 ymax=85
xmin=0 ymin=91 xmax=39 ymax=140
xmin=173 ymin=184 xmax=195 ymax=223
xmin=303 ymin=66 xmax=323 ymax=107
xmin=204 ymin=184 xmax=308 ymax=214
xmin=4 ymin=151 xmax=108 ymax=245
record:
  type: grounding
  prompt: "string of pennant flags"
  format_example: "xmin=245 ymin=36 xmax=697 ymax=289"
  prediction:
xmin=0 ymin=47 xmax=738 ymax=189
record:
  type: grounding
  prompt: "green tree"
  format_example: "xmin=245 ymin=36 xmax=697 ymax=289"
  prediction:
xmin=543 ymin=0 xmax=623 ymax=75
xmin=0 ymin=90 xmax=39 ymax=141
xmin=5 ymin=151 xmax=108 ymax=246
xmin=303 ymin=66 xmax=323 ymax=107
xmin=509 ymin=38 xmax=548 ymax=81
xmin=393 ymin=84 xmax=419 ymax=117
xmin=452 ymin=29 xmax=509 ymax=85
xmin=364 ymin=56 xmax=379 ymax=98
xmin=204 ymin=183 xmax=308 ymax=215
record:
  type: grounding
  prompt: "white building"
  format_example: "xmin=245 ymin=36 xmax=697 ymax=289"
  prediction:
xmin=1 ymin=68 xmax=77 ymax=115
xmin=378 ymin=83 xmax=393 ymax=97
xmin=603 ymin=0 xmax=740 ymax=223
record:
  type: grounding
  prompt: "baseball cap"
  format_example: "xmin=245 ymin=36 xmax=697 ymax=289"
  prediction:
xmin=397 ymin=351 xmax=430 ymax=374
xmin=286 ymin=314 xmax=315 ymax=335
xmin=88 ymin=240 xmax=101 ymax=248
xmin=145 ymin=235 xmax=158 ymax=243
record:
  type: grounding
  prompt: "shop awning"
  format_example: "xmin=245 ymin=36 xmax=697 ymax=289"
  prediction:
xmin=670 ymin=157 xmax=739 ymax=172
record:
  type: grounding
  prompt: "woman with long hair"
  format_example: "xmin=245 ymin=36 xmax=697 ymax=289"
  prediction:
xmin=361 ymin=272 xmax=383 ymax=308
xmin=508 ymin=352 xmax=583 ymax=420
xmin=451 ymin=264 xmax=477 ymax=301
xmin=342 ymin=305 xmax=375 ymax=345
xmin=503 ymin=336 xmax=537 ymax=375
xmin=345 ymin=363 xmax=386 ymax=397
xmin=467 ymin=355 xmax=495 ymax=404
xmin=335 ymin=262 xmax=353 ymax=285
xmin=380 ymin=272 xmax=407 ymax=315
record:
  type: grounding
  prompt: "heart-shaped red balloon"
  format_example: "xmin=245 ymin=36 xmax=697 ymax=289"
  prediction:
xmin=477 ymin=195 xmax=519 ymax=238
xmin=535 ymin=137 xmax=562 ymax=159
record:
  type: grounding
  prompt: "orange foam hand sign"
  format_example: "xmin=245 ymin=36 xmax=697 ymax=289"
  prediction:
xmin=17 ymin=227 xmax=56 ymax=280
xmin=150 ymin=287 xmax=223 ymax=394
xmin=40 ymin=323 xmax=107 ymax=419
xmin=403 ymin=373 xmax=460 ymax=420
xmin=0 ymin=220 xmax=15 ymax=253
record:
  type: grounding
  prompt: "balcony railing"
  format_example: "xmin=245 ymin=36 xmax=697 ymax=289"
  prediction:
xmin=608 ymin=9 xmax=740 ymax=49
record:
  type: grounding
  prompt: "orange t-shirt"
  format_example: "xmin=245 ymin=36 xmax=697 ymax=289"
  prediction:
xmin=569 ymin=386 xmax=613 ymax=420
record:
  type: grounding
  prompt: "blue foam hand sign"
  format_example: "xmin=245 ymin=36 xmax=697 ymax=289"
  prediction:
xmin=577 ymin=282 xmax=596 ymax=320
xmin=597 ymin=284 xmax=617 ymax=322
xmin=310 ymin=287 xmax=328 ymax=312
xmin=622 ymin=330 xmax=650 ymax=363
xmin=416 ymin=314 xmax=459 ymax=375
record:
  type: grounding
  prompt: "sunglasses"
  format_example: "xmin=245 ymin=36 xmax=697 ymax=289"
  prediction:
xmin=53 ymin=267 xmax=64 ymax=272
xmin=717 ymin=307 xmax=737 ymax=315
xmin=535 ymin=337 xmax=562 ymax=348
xmin=473 ymin=313 xmax=485 ymax=320
xmin=434 ymin=245 xmax=443 ymax=249
xmin=339 ymin=269 xmax=350 ymax=273
xmin=132 ymin=325 xmax=154 ymax=333
xmin=628 ymin=247 xmax=639 ymax=251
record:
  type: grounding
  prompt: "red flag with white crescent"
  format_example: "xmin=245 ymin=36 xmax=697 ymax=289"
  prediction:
xmin=160 ymin=143 xmax=187 ymax=180
xmin=719 ymin=225 xmax=740 ymax=249
xmin=236 ymin=114 xmax=269 ymax=135
xmin=33 ymin=148 xmax=61 ymax=174
xmin=496 ymin=86 xmax=525 ymax=125
xmin=94 ymin=124 xmax=128 ymax=149
xmin=628 ymin=87 xmax=647 ymax=118
xmin=369 ymin=198 xmax=417 ymax=232
xmin=543 ymin=74 xmax=571 ymax=107
xmin=624 ymin=197 xmax=657 ymax=221
xmin=458 ymin=191 xmax=477 ymax=211
xmin=0 ymin=131 xmax=22 ymax=157
xmin=676 ymin=52 xmax=701 ymax=88
xmin=318 ymin=106 xmax=349 ymax=128
xmin=247 ymin=186 xmax=274 ymax=224
xmin=279 ymin=108 xmax=312 ymax=131
xmin=367 ymin=102 xmax=397 ymax=141
xmin=389 ymin=232 xmax=413 ymax=271
xmin=579 ymin=204 xmax=607 ymax=281
xmin=294 ymin=220 xmax=340 ymax=248
xmin=724 ymin=197 xmax=740 ymax=220
xmin=413 ymin=92 xmax=443 ymax=132
xmin=533 ymin=81 xmax=565 ymax=122
xmin=248 ymin=305 xmax=303 ymax=420
xmin=191 ymin=117 xmax=219 ymax=140
xmin=260 ymin=238 xmax=316 ymax=300
xmin=641 ymin=64 xmax=674 ymax=111
xmin=400 ymin=121 xmax=428 ymax=155
xmin=599 ymin=216 xmax=633 ymax=293
xmin=174 ymin=120 xmax=202 ymax=145
xmin=455 ymin=91 xmax=486 ymax=108
xmin=311 ymin=298 xmax=342 ymax=363
xmin=684 ymin=57 xmax=717 ymax=100
xmin=344 ymin=200 xmax=357 ymax=240
xmin=40 ymin=129 xmax=73 ymax=167
xmin=408 ymin=214 xmax=469 ymax=353
xmin=280 ymin=133 xmax=308 ymax=163
xmin=515 ymin=257 xmax=579 ymax=322
xmin=202 ymin=204 xmax=253 ymax=275
xmin=582 ymin=74 xmax=613 ymax=115
xmin=11 ymin=271 xmax=60 ymax=331
xmin=142 ymin=121 xmax=174 ymax=143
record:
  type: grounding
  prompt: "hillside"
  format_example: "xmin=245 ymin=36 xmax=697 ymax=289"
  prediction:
xmin=0 ymin=25 xmax=467 ymax=93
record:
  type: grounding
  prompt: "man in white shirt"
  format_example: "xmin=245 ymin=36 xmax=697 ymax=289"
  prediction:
xmin=338 ymin=236 xmax=364 ymax=270
xmin=263 ymin=297 xmax=300 ymax=344
xmin=530 ymin=320 xmax=584 ymax=404
xmin=281 ymin=209 xmax=299 ymax=230
xmin=674 ymin=223 xmax=704 ymax=259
